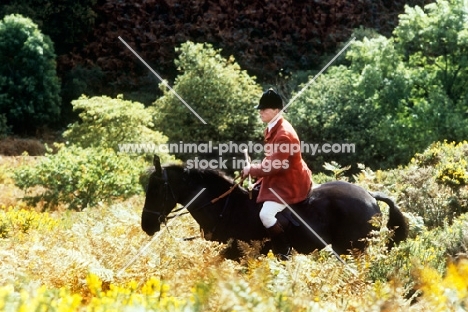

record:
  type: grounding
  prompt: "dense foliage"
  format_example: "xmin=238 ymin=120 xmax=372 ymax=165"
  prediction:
xmin=152 ymin=41 xmax=263 ymax=161
xmin=355 ymin=140 xmax=468 ymax=229
xmin=0 ymin=14 xmax=61 ymax=135
xmin=0 ymin=144 xmax=467 ymax=309
xmin=288 ymin=0 xmax=468 ymax=171
xmin=1 ymin=0 xmax=468 ymax=308
xmin=57 ymin=0 xmax=432 ymax=90
xmin=63 ymin=94 xmax=173 ymax=162
xmin=0 ymin=0 xmax=435 ymax=137
xmin=13 ymin=145 xmax=146 ymax=210
xmin=0 ymin=0 xmax=97 ymax=55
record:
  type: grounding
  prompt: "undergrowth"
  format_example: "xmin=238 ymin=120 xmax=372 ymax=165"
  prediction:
xmin=0 ymin=199 xmax=467 ymax=311
xmin=0 ymin=141 xmax=467 ymax=310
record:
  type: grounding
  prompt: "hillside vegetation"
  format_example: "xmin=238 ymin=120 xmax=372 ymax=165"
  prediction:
xmin=0 ymin=0 xmax=467 ymax=310
xmin=1 ymin=0 xmax=433 ymax=126
xmin=0 ymin=140 xmax=467 ymax=310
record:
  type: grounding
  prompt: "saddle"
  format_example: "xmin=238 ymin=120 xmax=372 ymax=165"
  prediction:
xmin=251 ymin=182 xmax=313 ymax=230
xmin=277 ymin=209 xmax=300 ymax=229
xmin=277 ymin=189 xmax=314 ymax=229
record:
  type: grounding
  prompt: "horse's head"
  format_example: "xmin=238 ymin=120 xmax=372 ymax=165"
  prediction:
xmin=141 ymin=155 xmax=179 ymax=236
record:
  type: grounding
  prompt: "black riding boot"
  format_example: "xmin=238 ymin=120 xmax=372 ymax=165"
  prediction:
xmin=266 ymin=221 xmax=291 ymax=260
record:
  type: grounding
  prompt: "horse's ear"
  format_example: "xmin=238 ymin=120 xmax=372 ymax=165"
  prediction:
xmin=153 ymin=155 xmax=162 ymax=177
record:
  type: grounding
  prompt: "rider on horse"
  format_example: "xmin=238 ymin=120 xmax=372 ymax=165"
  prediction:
xmin=242 ymin=89 xmax=313 ymax=259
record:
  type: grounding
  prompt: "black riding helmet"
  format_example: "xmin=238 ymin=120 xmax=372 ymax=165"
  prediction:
xmin=256 ymin=88 xmax=283 ymax=110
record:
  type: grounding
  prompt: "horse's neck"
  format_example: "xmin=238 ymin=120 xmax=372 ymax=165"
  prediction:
xmin=190 ymin=172 xmax=233 ymax=194
xmin=184 ymin=180 xmax=258 ymax=242
xmin=177 ymin=174 xmax=232 ymax=206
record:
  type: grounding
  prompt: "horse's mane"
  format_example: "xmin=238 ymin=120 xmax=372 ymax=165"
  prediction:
xmin=150 ymin=163 xmax=235 ymax=184
xmin=180 ymin=166 xmax=252 ymax=196
xmin=182 ymin=165 xmax=235 ymax=184
xmin=146 ymin=162 xmax=250 ymax=194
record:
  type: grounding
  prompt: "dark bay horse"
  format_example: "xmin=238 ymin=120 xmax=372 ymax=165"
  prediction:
xmin=141 ymin=156 xmax=408 ymax=258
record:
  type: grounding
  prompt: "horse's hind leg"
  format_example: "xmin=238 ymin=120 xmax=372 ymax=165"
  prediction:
xmin=287 ymin=220 xmax=333 ymax=254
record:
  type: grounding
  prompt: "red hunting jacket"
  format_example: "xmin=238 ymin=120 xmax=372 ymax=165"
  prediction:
xmin=249 ymin=116 xmax=312 ymax=204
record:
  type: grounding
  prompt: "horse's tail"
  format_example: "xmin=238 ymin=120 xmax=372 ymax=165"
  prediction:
xmin=370 ymin=192 xmax=408 ymax=248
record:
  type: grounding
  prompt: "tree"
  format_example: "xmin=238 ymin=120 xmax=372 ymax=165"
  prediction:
xmin=0 ymin=14 xmax=61 ymax=134
xmin=0 ymin=0 xmax=97 ymax=55
xmin=393 ymin=0 xmax=468 ymax=142
xmin=152 ymin=41 xmax=263 ymax=161
xmin=289 ymin=37 xmax=415 ymax=171
xmin=288 ymin=0 xmax=468 ymax=172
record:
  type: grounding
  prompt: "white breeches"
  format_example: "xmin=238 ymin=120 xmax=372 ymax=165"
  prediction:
xmin=259 ymin=201 xmax=287 ymax=228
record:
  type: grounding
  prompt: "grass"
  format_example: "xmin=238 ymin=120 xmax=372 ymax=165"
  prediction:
xmin=0 ymin=155 xmax=467 ymax=311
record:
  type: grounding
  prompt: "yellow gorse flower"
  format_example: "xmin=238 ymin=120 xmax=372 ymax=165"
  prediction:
xmin=141 ymin=276 xmax=161 ymax=295
xmin=416 ymin=259 xmax=468 ymax=310
xmin=86 ymin=273 xmax=103 ymax=296
xmin=0 ymin=206 xmax=59 ymax=238
xmin=442 ymin=260 xmax=468 ymax=300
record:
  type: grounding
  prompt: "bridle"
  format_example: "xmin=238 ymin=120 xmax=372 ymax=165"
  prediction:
xmin=143 ymin=168 xmax=247 ymax=230
xmin=142 ymin=169 xmax=179 ymax=223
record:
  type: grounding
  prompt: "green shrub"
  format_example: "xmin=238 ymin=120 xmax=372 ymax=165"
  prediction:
xmin=0 ymin=0 xmax=97 ymax=55
xmin=63 ymin=95 xmax=174 ymax=163
xmin=152 ymin=41 xmax=263 ymax=147
xmin=0 ymin=14 xmax=61 ymax=134
xmin=401 ymin=141 xmax=468 ymax=227
xmin=365 ymin=213 xmax=468 ymax=288
xmin=355 ymin=141 xmax=468 ymax=229
xmin=287 ymin=0 xmax=468 ymax=172
xmin=13 ymin=144 xmax=147 ymax=211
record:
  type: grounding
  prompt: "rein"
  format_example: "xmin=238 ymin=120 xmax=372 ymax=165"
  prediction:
xmin=165 ymin=174 xmax=247 ymax=220
xmin=209 ymin=175 xmax=247 ymax=204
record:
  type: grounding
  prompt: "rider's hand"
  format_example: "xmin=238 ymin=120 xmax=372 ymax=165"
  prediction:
xmin=242 ymin=164 xmax=251 ymax=178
